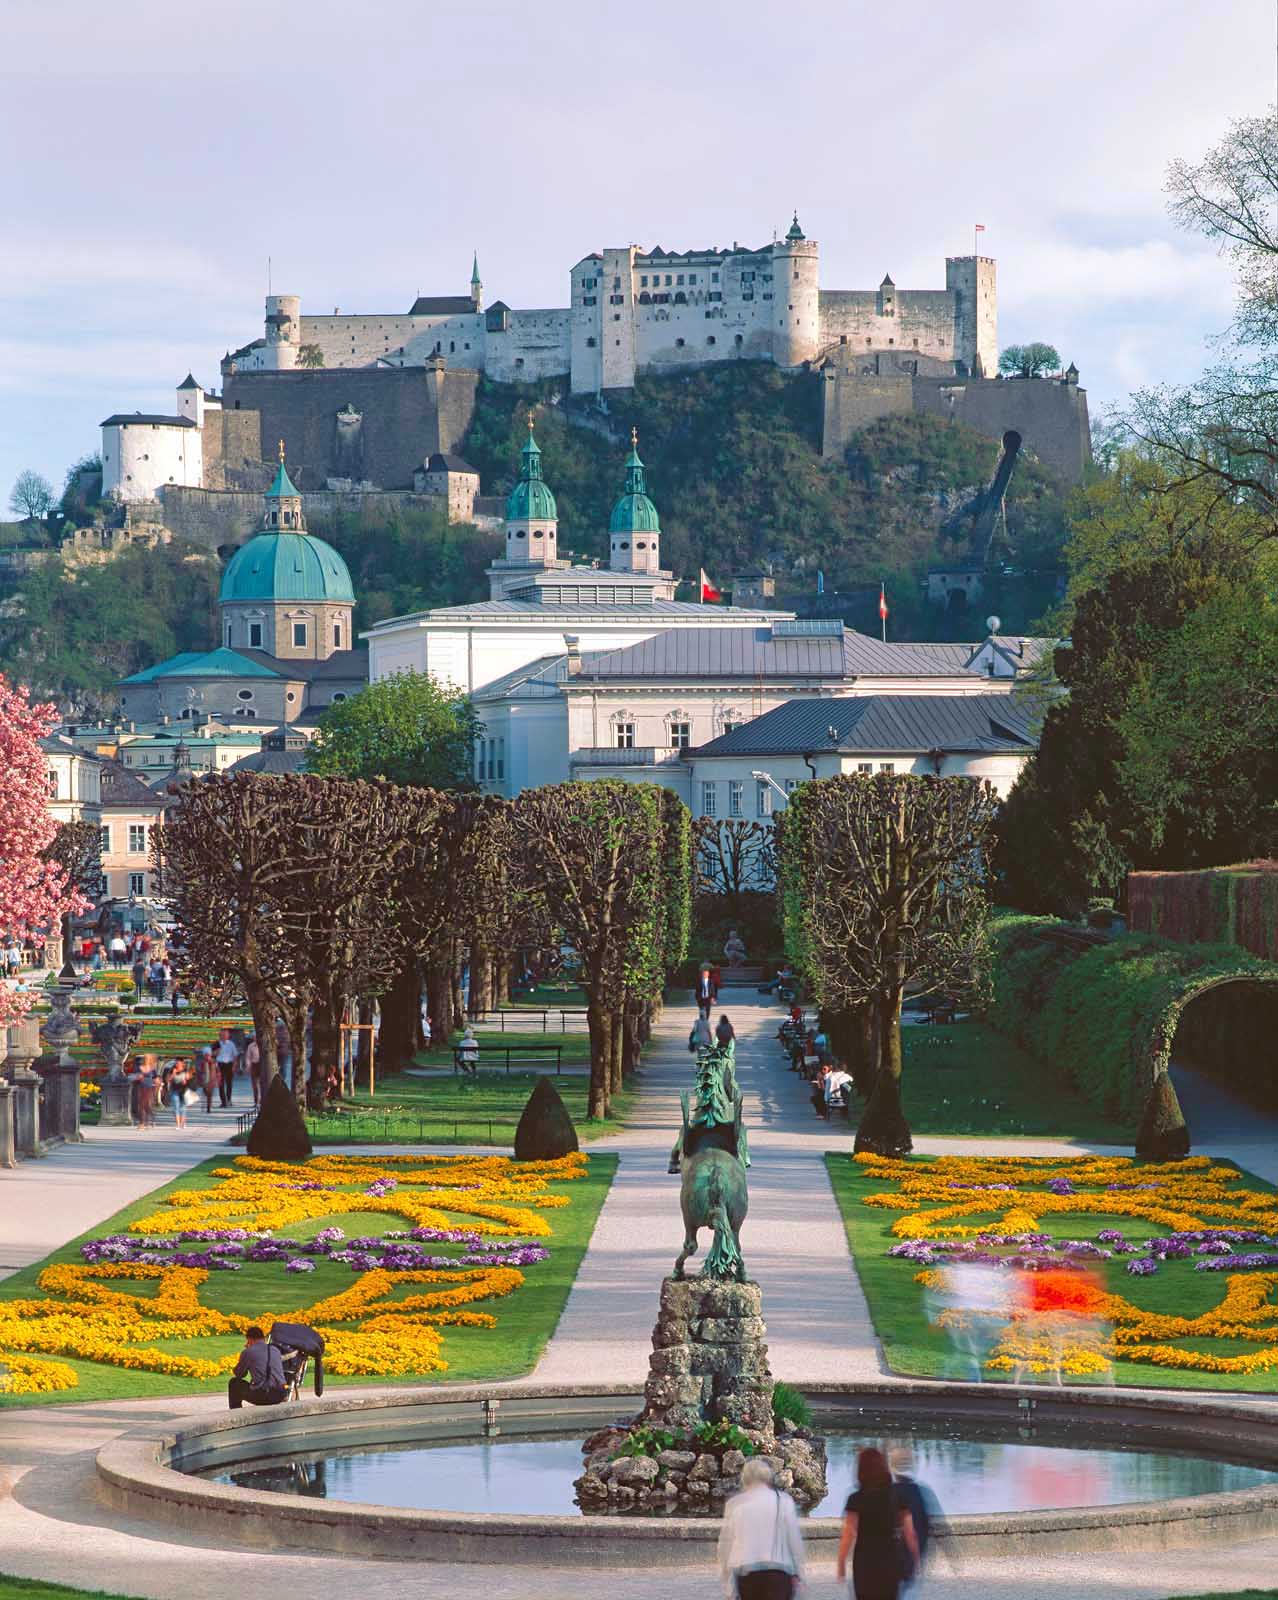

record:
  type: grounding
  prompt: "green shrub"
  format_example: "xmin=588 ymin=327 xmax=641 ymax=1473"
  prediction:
xmin=771 ymin=1381 xmax=811 ymax=1429
xmin=987 ymin=913 xmax=1278 ymax=1122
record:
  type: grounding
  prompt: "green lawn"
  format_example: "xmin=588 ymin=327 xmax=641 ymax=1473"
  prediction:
xmin=0 ymin=1151 xmax=616 ymax=1408
xmin=826 ymin=1152 xmax=1278 ymax=1394
xmin=306 ymin=1027 xmax=632 ymax=1144
xmin=0 ymin=1582 xmax=141 ymax=1600
xmin=896 ymin=1021 xmax=1122 ymax=1142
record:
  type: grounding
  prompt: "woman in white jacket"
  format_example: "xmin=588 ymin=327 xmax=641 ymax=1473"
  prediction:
xmin=718 ymin=1458 xmax=806 ymax=1599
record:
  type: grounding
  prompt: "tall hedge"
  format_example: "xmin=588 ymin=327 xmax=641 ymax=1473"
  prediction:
xmin=988 ymin=914 xmax=1278 ymax=1125
xmin=1129 ymin=863 xmax=1278 ymax=959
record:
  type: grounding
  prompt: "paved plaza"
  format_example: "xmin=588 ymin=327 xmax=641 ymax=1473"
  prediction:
xmin=1 ymin=995 xmax=1277 ymax=1597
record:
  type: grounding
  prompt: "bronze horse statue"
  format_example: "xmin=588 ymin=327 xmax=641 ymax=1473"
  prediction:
xmin=672 ymin=1040 xmax=750 ymax=1282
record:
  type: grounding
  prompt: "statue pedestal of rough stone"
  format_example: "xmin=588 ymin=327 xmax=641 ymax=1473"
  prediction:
xmin=5 ymin=1018 xmax=44 ymax=1158
xmin=99 ymin=1077 xmax=134 ymax=1126
xmin=575 ymin=1277 xmax=826 ymax=1515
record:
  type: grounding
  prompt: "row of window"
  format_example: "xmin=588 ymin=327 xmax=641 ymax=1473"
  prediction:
xmin=477 ymin=735 xmax=506 ymax=783
xmin=700 ymin=778 xmax=797 ymax=819
xmin=224 ymin=621 xmax=343 ymax=650
xmin=99 ymin=824 xmax=149 ymax=855
xmin=639 ymin=271 xmax=720 ymax=288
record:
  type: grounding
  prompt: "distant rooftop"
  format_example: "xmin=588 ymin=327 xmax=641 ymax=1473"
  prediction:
xmin=694 ymin=693 xmax=1038 ymax=758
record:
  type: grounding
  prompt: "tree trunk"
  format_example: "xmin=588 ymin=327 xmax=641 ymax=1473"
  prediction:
xmin=622 ymin=1001 xmax=643 ymax=1078
xmin=468 ymin=948 xmax=493 ymax=1020
xmin=244 ymin=979 xmax=279 ymax=1082
xmin=287 ymin=1004 xmax=310 ymax=1108
xmin=853 ymin=987 xmax=912 ymax=1156
xmin=354 ymin=999 xmax=374 ymax=1095
xmin=495 ymin=960 xmax=511 ymax=1005
xmin=426 ymin=964 xmax=451 ymax=1045
xmin=310 ymin=991 xmax=342 ymax=1110
xmin=586 ymin=998 xmax=611 ymax=1120
xmin=610 ymin=1009 xmax=625 ymax=1096
xmin=451 ymin=943 xmax=465 ymax=1032
xmin=379 ymin=960 xmax=418 ymax=1070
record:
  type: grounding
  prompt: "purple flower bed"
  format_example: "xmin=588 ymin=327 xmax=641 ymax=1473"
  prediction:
xmin=1195 ymin=1252 xmax=1278 ymax=1272
xmin=1125 ymin=1257 xmax=1159 ymax=1276
xmin=80 ymin=1220 xmax=550 ymax=1276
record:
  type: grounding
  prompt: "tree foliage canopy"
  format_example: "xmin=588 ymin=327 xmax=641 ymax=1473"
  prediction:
xmin=998 ymin=342 xmax=1061 ymax=377
xmin=306 ymin=670 xmax=480 ymax=790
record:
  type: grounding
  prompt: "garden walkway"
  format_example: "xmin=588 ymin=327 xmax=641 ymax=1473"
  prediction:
xmin=0 ymin=1106 xmax=242 ymax=1281
xmin=3 ymin=995 xmax=1278 ymax=1597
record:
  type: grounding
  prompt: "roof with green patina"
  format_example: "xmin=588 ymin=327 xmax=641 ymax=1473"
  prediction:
xmin=219 ymin=532 xmax=355 ymax=604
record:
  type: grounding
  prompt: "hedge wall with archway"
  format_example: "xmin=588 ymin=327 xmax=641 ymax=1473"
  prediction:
xmin=987 ymin=914 xmax=1278 ymax=1137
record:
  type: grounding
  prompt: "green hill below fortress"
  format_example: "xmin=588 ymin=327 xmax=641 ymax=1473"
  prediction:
xmin=455 ymin=366 xmax=1071 ymax=639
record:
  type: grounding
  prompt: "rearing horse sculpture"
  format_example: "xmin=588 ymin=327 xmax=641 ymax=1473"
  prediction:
xmin=672 ymin=1040 xmax=750 ymax=1282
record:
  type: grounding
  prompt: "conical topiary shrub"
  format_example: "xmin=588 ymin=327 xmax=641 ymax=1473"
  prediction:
xmin=514 ymin=1075 xmax=578 ymax=1161
xmin=246 ymin=1072 xmax=313 ymax=1159
xmin=1135 ymin=1071 xmax=1190 ymax=1161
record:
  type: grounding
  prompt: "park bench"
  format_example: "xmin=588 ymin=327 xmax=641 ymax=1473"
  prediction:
xmin=470 ymin=1007 xmax=589 ymax=1034
xmin=453 ymin=1041 xmax=564 ymax=1076
xmin=717 ymin=964 xmax=767 ymax=986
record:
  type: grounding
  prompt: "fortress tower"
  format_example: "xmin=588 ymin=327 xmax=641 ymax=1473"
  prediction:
xmin=261 ymin=294 xmax=302 ymax=371
xmin=944 ymin=256 xmax=997 ymax=377
xmin=771 ymin=214 xmax=820 ymax=369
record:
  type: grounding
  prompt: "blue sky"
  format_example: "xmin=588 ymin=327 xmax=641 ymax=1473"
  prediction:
xmin=1 ymin=0 xmax=1272 ymax=503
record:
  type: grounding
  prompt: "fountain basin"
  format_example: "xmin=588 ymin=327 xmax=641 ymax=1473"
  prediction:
xmin=96 ymin=1382 xmax=1278 ymax=1566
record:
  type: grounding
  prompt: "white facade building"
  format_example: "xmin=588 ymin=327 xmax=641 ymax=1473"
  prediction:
xmin=470 ymin=620 xmax=1042 ymax=799
xmin=41 ymin=736 xmax=102 ymax=826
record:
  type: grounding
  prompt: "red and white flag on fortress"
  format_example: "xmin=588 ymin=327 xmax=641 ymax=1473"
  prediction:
xmin=700 ymin=568 xmax=723 ymax=603
xmin=975 ymin=223 xmax=986 ymax=233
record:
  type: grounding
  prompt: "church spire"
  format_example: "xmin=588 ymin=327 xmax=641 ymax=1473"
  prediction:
xmin=470 ymin=251 xmax=483 ymax=311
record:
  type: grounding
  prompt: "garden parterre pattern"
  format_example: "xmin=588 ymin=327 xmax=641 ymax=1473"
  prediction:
xmin=855 ymin=1152 xmax=1278 ymax=1381
xmin=0 ymin=1151 xmax=587 ymax=1394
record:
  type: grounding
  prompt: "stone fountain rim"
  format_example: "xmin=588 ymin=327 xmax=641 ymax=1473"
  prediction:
xmin=93 ymin=1379 xmax=1278 ymax=1565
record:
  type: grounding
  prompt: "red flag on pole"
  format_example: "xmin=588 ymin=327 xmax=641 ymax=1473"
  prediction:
xmin=700 ymin=568 xmax=722 ymax=603
xmin=879 ymin=582 xmax=888 ymax=642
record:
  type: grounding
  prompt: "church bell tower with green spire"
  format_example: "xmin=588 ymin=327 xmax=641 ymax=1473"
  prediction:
xmin=608 ymin=430 xmax=663 ymax=575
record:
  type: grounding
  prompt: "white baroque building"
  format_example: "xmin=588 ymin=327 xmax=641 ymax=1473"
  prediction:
xmin=231 ymin=220 xmax=997 ymax=393
xmin=100 ymin=375 xmax=209 ymax=501
xmin=363 ymin=425 xmax=785 ymax=695
xmin=469 ymin=619 xmax=1043 ymax=802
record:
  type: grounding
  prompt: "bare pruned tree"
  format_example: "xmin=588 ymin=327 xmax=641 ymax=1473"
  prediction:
xmin=693 ymin=817 xmax=776 ymax=898
xmin=777 ymin=773 xmax=998 ymax=1156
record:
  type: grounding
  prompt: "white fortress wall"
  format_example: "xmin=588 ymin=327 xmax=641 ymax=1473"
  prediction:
xmin=485 ymin=309 xmax=573 ymax=382
xmin=818 ymin=289 xmax=960 ymax=362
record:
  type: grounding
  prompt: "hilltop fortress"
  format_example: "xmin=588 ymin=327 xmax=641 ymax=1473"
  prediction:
xmin=97 ymin=216 xmax=1089 ymax=549
xmin=228 ymin=217 xmax=997 ymax=392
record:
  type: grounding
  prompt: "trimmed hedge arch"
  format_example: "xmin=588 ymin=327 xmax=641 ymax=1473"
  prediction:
xmin=987 ymin=914 xmax=1278 ymax=1153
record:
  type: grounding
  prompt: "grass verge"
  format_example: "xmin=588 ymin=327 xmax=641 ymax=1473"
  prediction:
xmin=825 ymin=1152 xmax=1278 ymax=1393
xmin=897 ymin=1021 xmax=1120 ymax=1141
xmin=0 ymin=1581 xmax=142 ymax=1600
xmin=0 ymin=1151 xmax=617 ymax=1408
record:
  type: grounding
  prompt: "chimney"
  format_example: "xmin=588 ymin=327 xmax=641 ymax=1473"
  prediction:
xmin=565 ymin=635 xmax=581 ymax=677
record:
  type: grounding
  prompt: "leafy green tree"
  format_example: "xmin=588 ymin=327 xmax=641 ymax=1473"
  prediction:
xmin=297 ymin=343 xmax=325 ymax=368
xmin=305 ymin=670 xmax=480 ymax=790
xmin=998 ymin=343 xmax=1061 ymax=377
xmin=1118 ymin=586 xmax=1278 ymax=864
xmin=60 ymin=455 xmax=102 ymax=521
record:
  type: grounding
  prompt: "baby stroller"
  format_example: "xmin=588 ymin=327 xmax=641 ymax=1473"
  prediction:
xmin=269 ymin=1321 xmax=326 ymax=1401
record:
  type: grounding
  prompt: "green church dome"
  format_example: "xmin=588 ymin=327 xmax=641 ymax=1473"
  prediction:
xmin=608 ymin=440 xmax=660 ymax=533
xmin=506 ymin=421 xmax=558 ymax=523
xmin=219 ymin=532 xmax=355 ymax=605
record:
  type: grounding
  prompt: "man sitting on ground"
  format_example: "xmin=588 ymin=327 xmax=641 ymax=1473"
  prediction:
xmin=228 ymin=1325 xmax=286 ymax=1410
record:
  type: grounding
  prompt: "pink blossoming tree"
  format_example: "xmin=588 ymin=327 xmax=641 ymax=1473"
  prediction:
xmin=0 ymin=675 xmax=86 ymax=1025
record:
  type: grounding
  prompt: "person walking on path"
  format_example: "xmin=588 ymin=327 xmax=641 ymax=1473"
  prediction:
xmin=168 ymin=1059 xmax=194 ymax=1129
xmin=228 ymin=1327 xmax=286 ymax=1410
xmin=245 ymin=1033 xmax=261 ymax=1108
xmin=131 ymin=957 xmax=147 ymax=1004
xmin=689 ymin=1014 xmax=713 ymax=1053
xmin=136 ymin=1062 xmax=158 ymax=1131
xmin=717 ymin=1458 xmax=806 ymax=1598
xmin=694 ymin=964 xmax=718 ymax=1020
xmin=837 ymin=1446 xmax=918 ymax=1600
xmin=887 ymin=1447 xmax=937 ymax=1592
xmin=195 ymin=1045 xmax=216 ymax=1113
xmin=715 ymin=1013 xmax=736 ymax=1049
xmin=216 ymin=1029 xmax=238 ymax=1106
xmin=109 ymin=932 xmax=127 ymax=967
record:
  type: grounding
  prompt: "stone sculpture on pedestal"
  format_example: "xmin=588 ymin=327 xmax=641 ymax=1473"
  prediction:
xmin=575 ymin=1038 xmax=827 ymax=1514
xmin=90 ymin=1016 xmax=143 ymax=1126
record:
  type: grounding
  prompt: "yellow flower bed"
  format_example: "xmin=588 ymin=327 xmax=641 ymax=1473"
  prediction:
xmin=1 ymin=1152 xmax=588 ymax=1392
xmin=857 ymin=1152 xmax=1278 ymax=1379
